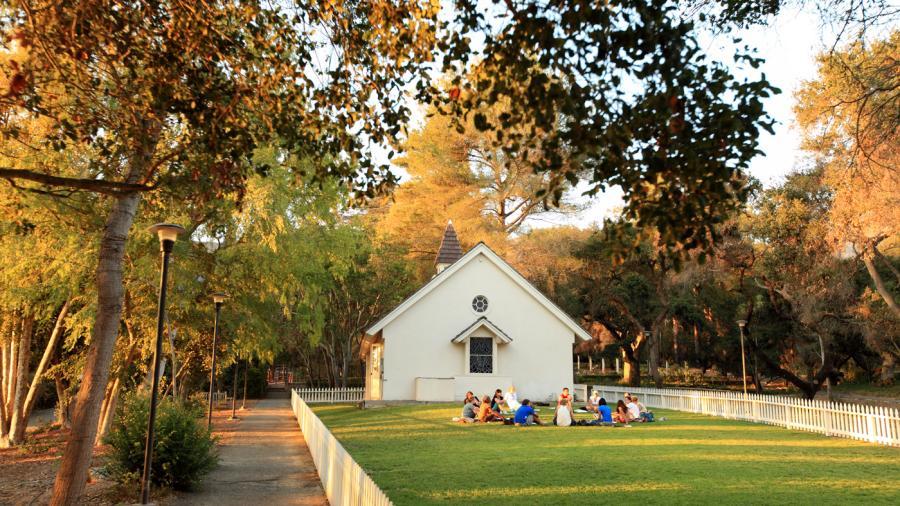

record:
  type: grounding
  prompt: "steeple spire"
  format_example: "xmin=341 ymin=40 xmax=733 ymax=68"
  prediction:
xmin=435 ymin=220 xmax=463 ymax=274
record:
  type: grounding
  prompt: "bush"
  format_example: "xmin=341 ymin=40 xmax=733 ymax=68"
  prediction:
xmin=105 ymin=392 xmax=218 ymax=491
xmin=184 ymin=391 xmax=211 ymax=413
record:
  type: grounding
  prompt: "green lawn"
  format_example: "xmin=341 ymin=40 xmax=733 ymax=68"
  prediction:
xmin=312 ymin=403 xmax=900 ymax=505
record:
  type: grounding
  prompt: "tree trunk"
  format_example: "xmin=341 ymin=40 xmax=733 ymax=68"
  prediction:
xmin=19 ymin=300 xmax=72 ymax=444
xmin=874 ymin=246 xmax=900 ymax=284
xmin=96 ymin=382 xmax=114 ymax=438
xmin=50 ymin=190 xmax=143 ymax=506
xmin=692 ymin=324 xmax=701 ymax=358
xmin=95 ymin=376 xmax=122 ymax=444
xmin=167 ymin=324 xmax=178 ymax=399
xmin=55 ymin=377 xmax=71 ymax=428
xmin=880 ymin=352 xmax=896 ymax=385
xmin=340 ymin=345 xmax=350 ymax=389
xmin=96 ymin=331 xmax=140 ymax=443
xmin=6 ymin=322 xmax=19 ymax=426
xmin=241 ymin=360 xmax=249 ymax=409
xmin=649 ymin=314 xmax=666 ymax=387
xmin=622 ymin=348 xmax=640 ymax=386
xmin=671 ymin=317 xmax=680 ymax=364
xmin=648 ymin=331 xmax=660 ymax=386
xmin=863 ymin=254 xmax=900 ymax=318
xmin=8 ymin=313 xmax=35 ymax=445
xmin=752 ymin=370 xmax=764 ymax=394
xmin=0 ymin=334 xmax=8 ymax=440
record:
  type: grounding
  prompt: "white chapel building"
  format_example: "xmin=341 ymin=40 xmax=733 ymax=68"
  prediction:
xmin=360 ymin=222 xmax=592 ymax=403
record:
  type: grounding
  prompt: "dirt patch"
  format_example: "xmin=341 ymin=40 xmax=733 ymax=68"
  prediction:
xmin=0 ymin=427 xmax=119 ymax=505
xmin=0 ymin=402 xmax=254 ymax=505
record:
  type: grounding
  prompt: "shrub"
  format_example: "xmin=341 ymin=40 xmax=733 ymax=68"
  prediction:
xmin=105 ymin=392 xmax=218 ymax=491
xmin=184 ymin=391 xmax=211 ymax=413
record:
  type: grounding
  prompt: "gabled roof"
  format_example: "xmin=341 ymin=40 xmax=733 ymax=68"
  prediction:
xmin=366 ymin=242 xmax=592 ymax=341
xmin=451 ymin=316 xmax=513 ymax=344
xmin=435 ymin=221 xmax=463 ymax=266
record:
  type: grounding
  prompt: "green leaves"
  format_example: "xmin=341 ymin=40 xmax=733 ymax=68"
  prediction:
xmin=420 ymin=0 xmax=777 ymax=259
xmin=105 ymin=393 xmax=218 ymax=491
xmin=0 ymin=1 xmax=442 ymax=205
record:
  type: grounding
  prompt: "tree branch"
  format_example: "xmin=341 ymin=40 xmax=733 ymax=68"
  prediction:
xmin=0 ymin=168 xmax=154 ymax=195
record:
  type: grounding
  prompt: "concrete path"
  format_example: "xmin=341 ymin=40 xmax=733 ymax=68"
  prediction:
xmin=175 ymin=398 xmax=327 ymax=506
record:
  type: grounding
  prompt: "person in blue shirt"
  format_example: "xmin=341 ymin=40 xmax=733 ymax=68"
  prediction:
xmin=597 ymin=397 xmax=613 ymax=424
xmin=514 ymin=399 xmax=543 ymax=426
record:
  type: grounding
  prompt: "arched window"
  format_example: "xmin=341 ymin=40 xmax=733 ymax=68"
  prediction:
xmin=469 ymin=337 xmax=493 ymax=373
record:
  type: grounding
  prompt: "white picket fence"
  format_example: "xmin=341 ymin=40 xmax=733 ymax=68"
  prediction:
xmin=592 ymin=384 xmax=900 ymax=447
xmin=291 ymin=389 xmax=392 ymax=505
xmin=210 ymin=391 xmax=228 ymax=405
xmin=293 ymin=387 xmax=365 ymax=403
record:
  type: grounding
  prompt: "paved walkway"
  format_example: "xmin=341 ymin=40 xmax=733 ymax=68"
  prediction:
xmin=175 ymin=398 xmax=327 ymax=506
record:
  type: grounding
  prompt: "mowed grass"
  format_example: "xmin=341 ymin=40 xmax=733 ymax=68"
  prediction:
xmin=312 ymin=403 xmax=900 ymax=505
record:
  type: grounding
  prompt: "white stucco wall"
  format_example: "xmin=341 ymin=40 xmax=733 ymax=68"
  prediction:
xmin=380 ymin=252 xmax=575 ymax=402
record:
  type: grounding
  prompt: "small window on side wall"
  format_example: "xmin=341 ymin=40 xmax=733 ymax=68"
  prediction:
xmin=469 ymin=336 xmax=493 ymax=374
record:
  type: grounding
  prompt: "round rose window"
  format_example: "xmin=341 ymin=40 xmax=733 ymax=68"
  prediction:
xmin=472 ymin=295 xmax=489 ymax=313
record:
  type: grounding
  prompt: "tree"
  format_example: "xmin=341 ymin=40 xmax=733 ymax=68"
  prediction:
xmin=0 ymin=2 xmax=439 ymax=502
xmin=319 ymin=235 xmax=416 ymax=387
xmin=572 ymin=224 xmax=674 ymax=386
xmin=795 ymin=32 xmax=900 ymax=381
xmin=424 ymin=1 xmax=777 ymax=258
xmin=689 ymin=1 xmax=899 ymax=38
xmin=0 ymin=183 xmax=89 ymax=446
xmin=374 ymin=109 xmax=581 ymax=279
xmin=742 ymin=170 xmax=867 ymax=398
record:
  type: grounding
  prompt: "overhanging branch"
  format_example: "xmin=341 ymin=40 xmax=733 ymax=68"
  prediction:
xmin=0 ymin=168 xmax=154 ymax=195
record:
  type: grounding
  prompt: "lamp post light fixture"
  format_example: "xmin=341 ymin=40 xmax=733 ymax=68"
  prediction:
xmin=737 ymin=320 xmax=748 ymax=397
xmin=141 ymin=223 xmax=185 ymax=505
xmin=207 ymin=292 xmax=228 ymax=430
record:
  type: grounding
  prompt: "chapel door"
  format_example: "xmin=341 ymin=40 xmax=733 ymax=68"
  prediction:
xmin=369 ymin=344 xmax=383 ymax=400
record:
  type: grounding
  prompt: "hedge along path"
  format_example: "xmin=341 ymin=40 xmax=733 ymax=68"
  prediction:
xmin=175 ymin=398 xmax=326 ymax=506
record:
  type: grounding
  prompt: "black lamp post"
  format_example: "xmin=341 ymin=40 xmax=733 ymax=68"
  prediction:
xmin=737 ymin=320 xmax=748 ymax=396
xmin=141 ymin=223 xmax=185 ymax=505
xmin=643 ymin=329 xmax=653 ymax=380
xmin=207 ymin=292 xmax=227 ymax=430
xmin=229 ymin=357 xmax=239 ymax=420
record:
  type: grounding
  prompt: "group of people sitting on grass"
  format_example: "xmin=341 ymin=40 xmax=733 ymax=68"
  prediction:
xmin=583 ymin=391 xmax=656 ymax=426
xmin=459 ymin=389 xmax=510 ymax=423
xmin=456 ymin=387 xmax=657 ymax=427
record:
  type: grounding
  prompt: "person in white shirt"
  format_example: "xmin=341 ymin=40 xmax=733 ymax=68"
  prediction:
xmin=634 ymin=395 xmax=648 ymax=414
xmin=625 ymin=395 xmax=641 ymax=421
xmin=505 ymin=386 xmax=521 ymax=411
xmin=633 ymin=395 xmax=654 ymax=422
xmin=586 ymin=391 xmax=601 ymax=413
